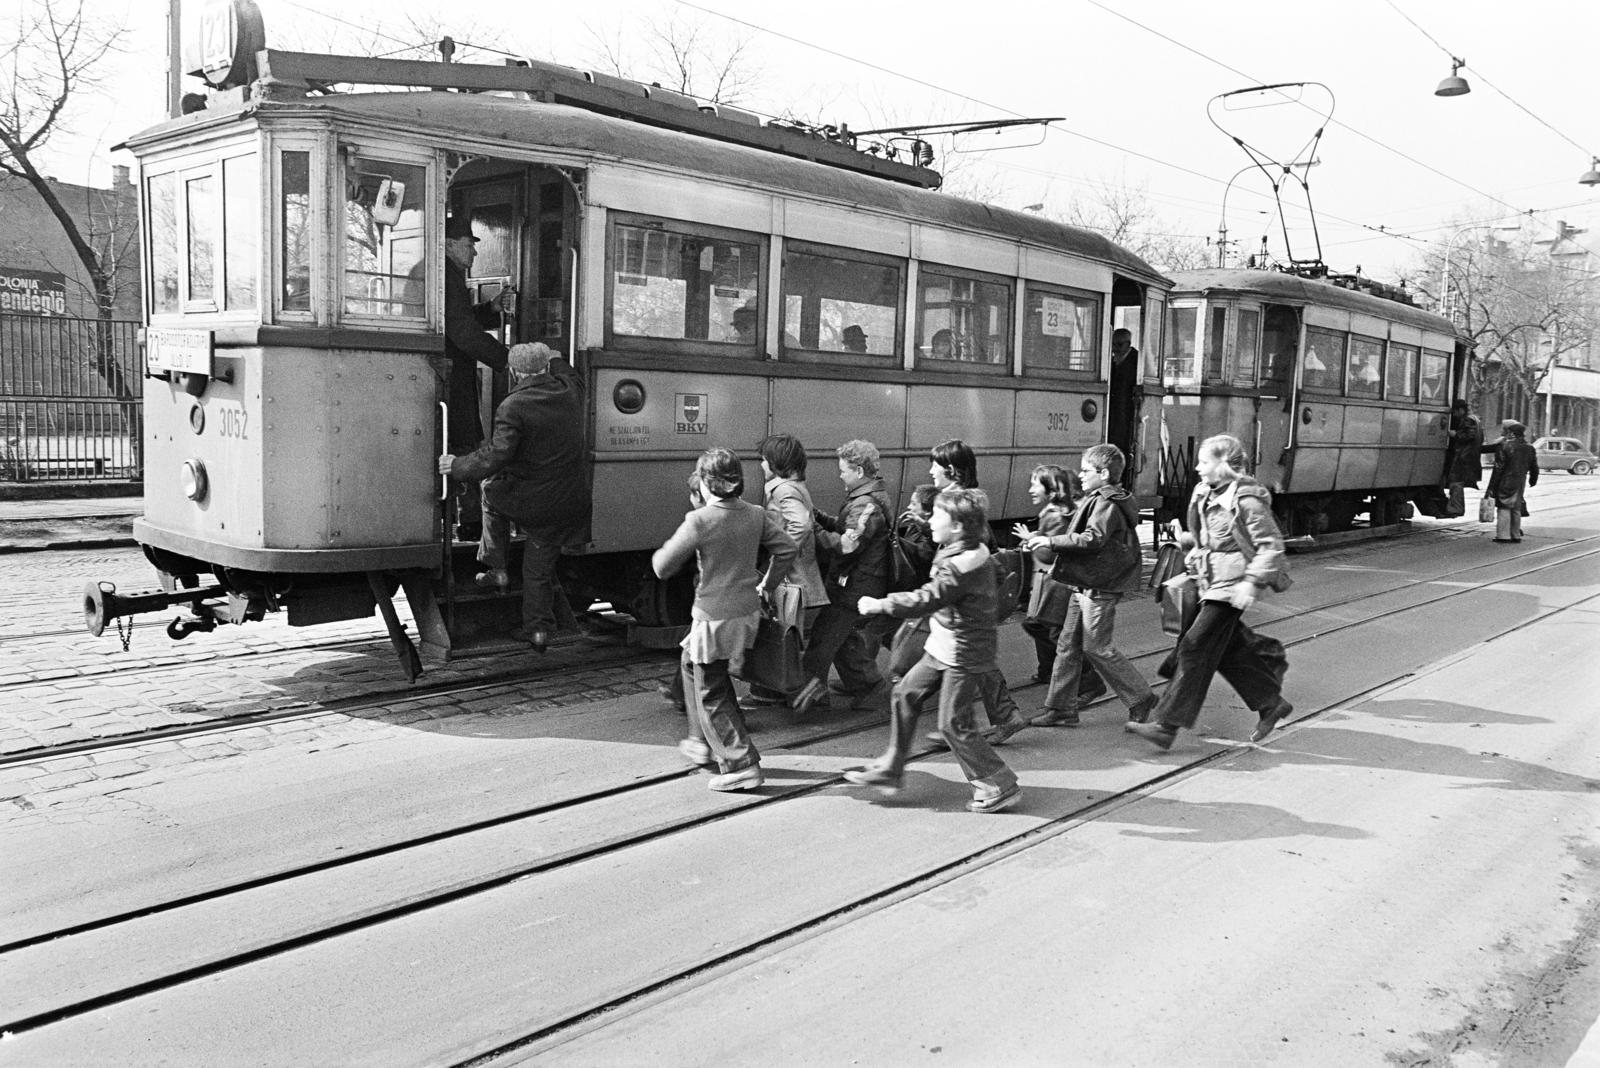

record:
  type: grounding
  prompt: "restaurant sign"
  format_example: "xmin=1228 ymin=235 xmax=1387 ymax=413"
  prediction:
xmin=0 ymin=268 xmax=69 ymax=317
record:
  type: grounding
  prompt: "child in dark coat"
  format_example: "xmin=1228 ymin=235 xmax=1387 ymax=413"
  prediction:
xmin=847 ymin=488 xmax=1021 ymax=814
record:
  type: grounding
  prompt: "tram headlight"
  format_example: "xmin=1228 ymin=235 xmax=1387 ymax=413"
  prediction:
xmin=180 ymin=458 xmax=209 ymax=502
xmin=1081 ymin=398 xmax=1098 ymax=423
xmin=613 ymin=379 xmax=646 ymax=415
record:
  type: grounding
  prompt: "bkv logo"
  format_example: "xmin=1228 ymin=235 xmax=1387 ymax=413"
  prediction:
xmin=676 ymin=393 xmax=708 ymax=435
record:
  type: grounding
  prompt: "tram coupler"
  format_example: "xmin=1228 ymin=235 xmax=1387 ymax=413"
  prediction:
xmin=166 ymin=613 xmax=219 ymax=641
xmin=82 ymin=580 xmax=226 ymax=637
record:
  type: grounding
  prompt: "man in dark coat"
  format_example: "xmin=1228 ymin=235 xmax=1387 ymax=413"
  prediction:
xmin=1445 ymin=399 xmax=1484 ymax=517
xmin=1106 ymin=328 xmax=1140 ymax=489
xmin=443 ymin=214 xmax=510 ymax=537
xmin=1480 ymin=419 xmax=1538 ymax=543
xmin=439 ymin=343 xmax=591 ymax=650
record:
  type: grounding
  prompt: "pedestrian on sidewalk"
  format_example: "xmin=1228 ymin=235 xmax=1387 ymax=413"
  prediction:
xmin=652 ymin=449 xmax=796 ymax=791
xmin=1480 ymin=419 xmax=1538 ymax=543
xmin=1128 ymin=435 xmax=1293 ymax=751
xmin=847 ymin=487 xmax=1022 ymax=813
xmin=1022 ymin=445 xmax=1156 ymax=730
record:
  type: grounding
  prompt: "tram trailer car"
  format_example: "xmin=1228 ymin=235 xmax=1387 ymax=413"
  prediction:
xmin=1156 ymin=268 xmax=1472 ymax=536
xmin=84 ymin=50 xmax=1170 ymax=674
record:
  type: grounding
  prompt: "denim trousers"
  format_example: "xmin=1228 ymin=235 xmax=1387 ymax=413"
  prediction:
xmin=480 ymin=515 xmax=566 ymax=631
xmin=681 ymin=653 xmax=759 ymax=772
xmin=803 ymin=604 xmax=884 ymax=696
xmin=1042 ymin=590 xmax=1153 ymax=713
xmin=883 ymin=653 xmax=1015 ymax=790
xmin=1153 ymin=601 xmax=1287 ymax=729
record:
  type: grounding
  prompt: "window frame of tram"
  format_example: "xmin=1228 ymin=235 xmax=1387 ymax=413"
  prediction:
xmin=1164 ymin=303 xmax=1199 ymax=385
xmin=336 ymin=141 xmax=433 ymax=328
xmin=272 ymin=138 xmax=321 ymax=322
xmin=1233 ymin=307 xmax=1261 ymax=386
xmin=914 ymin=264 xmax=1013 ymax=375
xmin=1019 ymin=282 xmax=1100 ymax=381
xmin=603 ymin=212 xmax=766 ymax=359
xmin=779 ymin=240 xmax=904 ymax=365
xmin=1301 ymin=326 xmax=1347 ymax=396
xmin=1346 ymin=334 xmax=1385 ymax=400
xmin=1419 ymin=349 xmax=1450 ymax=404
xmin=1386 ymin=341 xmax=1420 ymax=402
xmin=145 ymin=147 xmax=262 ymax=323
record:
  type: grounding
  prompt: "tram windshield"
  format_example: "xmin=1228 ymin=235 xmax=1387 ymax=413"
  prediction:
xmin=344 ymin=156 xmax=427 ymax=319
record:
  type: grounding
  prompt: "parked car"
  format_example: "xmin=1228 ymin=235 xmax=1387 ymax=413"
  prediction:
xmin=1532 ymin=437 xmax=1597 ymax=476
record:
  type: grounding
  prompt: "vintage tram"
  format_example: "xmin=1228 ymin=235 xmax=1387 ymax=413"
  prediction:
xmin=1155 ymin=267 xmax=1471 ymax=535
xmin=83 ymin=49 xmax=1171 ymax=676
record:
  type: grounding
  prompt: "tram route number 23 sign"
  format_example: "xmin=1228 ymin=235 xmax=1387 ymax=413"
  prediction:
xmin=675 ymin=393 xmax=708 ymax=435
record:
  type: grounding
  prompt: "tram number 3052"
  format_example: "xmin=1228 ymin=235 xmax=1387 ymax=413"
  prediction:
xmin=217 ymin=404 xmax=249 ymax=440
xmin=1045 ymin=411 xmax=1071 ymax=433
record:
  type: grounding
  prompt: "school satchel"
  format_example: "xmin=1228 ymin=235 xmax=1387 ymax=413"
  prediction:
xmin=1148 ymin=541 xmax=1186 ymax=601
xmin=1025 ymin=564 xmax=1071 ymax=627
xmin=1478 ymin=493 xmax=1496 ymax=523
xmin=993 ymin=548 xmax=1025 ymax=624
xmin=1159 ymin=573 xmax=1199 ymax=636
xmin=877 ymin=503 xmax=923 ymax=593
xmin=734 ymin=608 xmax=805 ymax=694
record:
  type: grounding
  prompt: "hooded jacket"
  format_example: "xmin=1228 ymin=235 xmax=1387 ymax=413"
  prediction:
xmin=1185 ymin=477 xmax=1287 ymax=603
xmin=1042 ymin=485 xmax=1142 ymax=595
xmin=877 ymin=538 xmax=997 ymax=672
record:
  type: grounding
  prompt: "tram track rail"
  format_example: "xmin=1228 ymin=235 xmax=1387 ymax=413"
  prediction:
xmin=3 ymin=540 xmax=1597 ymax=1044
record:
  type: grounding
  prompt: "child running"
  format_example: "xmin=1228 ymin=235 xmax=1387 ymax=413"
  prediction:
xmin=652 ymin=449 xmax=796 ymax=791
xmin=846 ymin=488 xmax=1022 ymax=814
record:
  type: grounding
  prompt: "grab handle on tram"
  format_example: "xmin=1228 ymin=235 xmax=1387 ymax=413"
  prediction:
xmin=439 ymin=401 xmax=450 ymax=502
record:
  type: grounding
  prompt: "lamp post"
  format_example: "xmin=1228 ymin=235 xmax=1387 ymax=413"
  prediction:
xmin=1438 ymin=223 xmax=1520 ymax=324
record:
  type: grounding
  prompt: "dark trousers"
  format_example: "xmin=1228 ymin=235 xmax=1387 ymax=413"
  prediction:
xmin=1154 ymin=601 xmax=1288 ymax=730
xmin=803 ymin=604 xmax=883 ymax=696
xmin=882 ymin=654 xmax=1015 ymax=789
xmin=681 ymin=654 xmax=759 ymax=772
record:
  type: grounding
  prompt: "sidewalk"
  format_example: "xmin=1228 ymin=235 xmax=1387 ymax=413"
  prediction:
xmin=0 ymin=495 xmax=141 ymax=552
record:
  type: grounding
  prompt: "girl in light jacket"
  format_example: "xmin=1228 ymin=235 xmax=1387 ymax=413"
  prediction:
xmin=1128 ymin=435 xmax=1294 ymax=750
xmin=653 ymin=449 xmax=796 ymax=791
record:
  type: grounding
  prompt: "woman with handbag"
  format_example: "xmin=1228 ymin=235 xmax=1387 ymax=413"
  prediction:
xmin=1478 ymin=419 xmax=1539 ymax=543
xmin=653 ymin=449 xmax=796 ymax=791
xmin=743 ymin=434 xmax=832 ymax=710
xmin=1128 ymin=435 xmax=1294 ymax=750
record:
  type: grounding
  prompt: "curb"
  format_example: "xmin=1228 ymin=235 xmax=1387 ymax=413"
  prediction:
xmin=0 ymin=537 xmax=139 ymax=555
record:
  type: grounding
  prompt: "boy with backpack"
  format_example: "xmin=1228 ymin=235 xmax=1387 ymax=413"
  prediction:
xmin=1023 ymin=444 xmax=1157 ymax=730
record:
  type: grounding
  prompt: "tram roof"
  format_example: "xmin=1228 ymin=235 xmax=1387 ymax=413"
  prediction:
xmin=1167 ymin=268 xmax=1459 ymax=336
xmin=127 ymin=91 xmax=1168 ymax=288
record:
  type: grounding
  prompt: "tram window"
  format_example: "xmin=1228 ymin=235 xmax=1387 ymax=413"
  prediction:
xmin=1419 ymin=349 xmax=1449 ymax=402
xmin=342 ymin=157 xmax=427 ymax=319
xmin=1233 ymin=308 xmax=1260 ymax=384
xmin=281 ymin=151 xmax=312 ymax=312
xmin=781 ymin=245 xmax=899 ymax=357
xmin=1022 ymin=285 xmax=1099 ymax=376
xmin=149 ymin=173 xmax=180 ymax=314
xmin=1347 ymin=335 xmax=1384 ymax=398
xmin=1386 ymin=342 xmax=1419 ymax=400
xmin=1302 ymin=327 xmax=1346 ymax=394
xmin=1205 ymin=306 xmax=1229 ymax=381
xmin=222 ymin=154 xmax=258 ymax=311
xmin=185 ymin=175 xmax=216 ymax=306
xmin=1164 ymin=305 xmax=1197 ymax=384
xmin=611 ymin=221 xmax=760 ymax=344
xmin=917 ymin=267 xmax=1011 ymax=367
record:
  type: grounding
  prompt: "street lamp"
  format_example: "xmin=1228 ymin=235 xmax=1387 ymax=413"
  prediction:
xmin=1438 ymin=222 xmax=1520 ymax=323
xmin=1435 ymin=57 xmax=1471 ymax=97
xmin=1580 ymin=157 xmax=1600 ymax=187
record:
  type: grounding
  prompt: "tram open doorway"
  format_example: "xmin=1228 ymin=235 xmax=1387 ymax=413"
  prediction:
xmin=411 ymin=157 xmax=597 ymax=666
xmin=1109 ymin=278 xmax=1147 ymax=492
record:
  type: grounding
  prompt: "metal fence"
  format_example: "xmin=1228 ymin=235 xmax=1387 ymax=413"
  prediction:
xmin=1 ymin=314 xmax=142 ymax=483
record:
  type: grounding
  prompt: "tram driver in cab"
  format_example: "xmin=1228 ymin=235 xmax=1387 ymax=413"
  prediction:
xmin=441 ymin=214 xmax=514 ymax=541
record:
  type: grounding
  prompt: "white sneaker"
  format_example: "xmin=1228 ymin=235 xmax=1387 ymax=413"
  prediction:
xmin=475 ymin=569 xmax=509 ymax=590
xmin=708 ymin=765 xmax=764 ymax=792
xmin=678 ymin=738 xmax=714 ymax=767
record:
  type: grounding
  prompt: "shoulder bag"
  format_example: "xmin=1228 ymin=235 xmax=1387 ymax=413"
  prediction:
xmin=1159 ymin=572 xmax=1199 ymax=636
xmin=734 ymin=605 xmax=805 ymax=694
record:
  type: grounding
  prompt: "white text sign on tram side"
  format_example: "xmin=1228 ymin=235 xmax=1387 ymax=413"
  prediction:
xmin=147 ymin=327 xmax=215 ymax=376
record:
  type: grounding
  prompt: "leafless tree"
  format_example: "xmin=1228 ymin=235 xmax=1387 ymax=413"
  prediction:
xmin=1413 ymin=223 xmax=1599 ymax=430
xmin=0 ymin=0 xmax=138 ymax=417
xmin=583 ymin=12 xmax=759 ymax=105
xmin=1052 ymin=174 xmax=1211 ymax=272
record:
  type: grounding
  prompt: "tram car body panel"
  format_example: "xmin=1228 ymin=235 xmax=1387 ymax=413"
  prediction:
xmin=1160 ymin=268 xmax=1467 ymax=534
xmin=104 ymin=55 xmax=1170 ymax=659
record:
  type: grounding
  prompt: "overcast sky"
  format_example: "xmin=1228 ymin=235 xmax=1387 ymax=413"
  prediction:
xmin=25 ymin=0 xmax=1600 ymax=285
